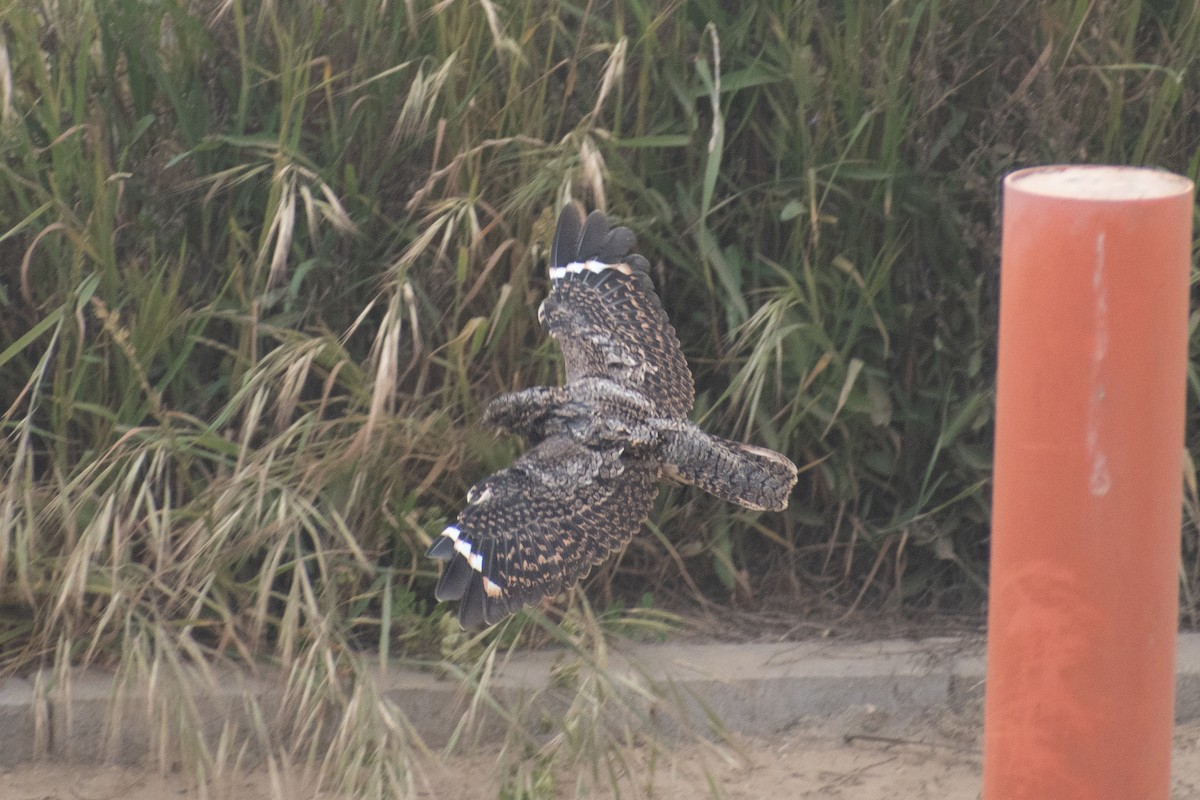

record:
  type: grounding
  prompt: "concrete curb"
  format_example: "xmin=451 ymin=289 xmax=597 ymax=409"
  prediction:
xmin=2 ymin=633 xmax=1198 ymax=766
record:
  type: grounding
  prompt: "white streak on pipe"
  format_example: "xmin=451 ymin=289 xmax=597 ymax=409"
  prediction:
xmin=1088 ymin=232 xmax=1112 ymax=497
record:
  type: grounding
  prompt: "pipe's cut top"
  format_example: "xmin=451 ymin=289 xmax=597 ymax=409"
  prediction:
xmin=1007 ymin=165 xmax=1193 ymax=201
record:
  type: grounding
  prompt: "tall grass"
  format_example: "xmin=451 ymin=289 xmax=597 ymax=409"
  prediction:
xmin=1 ymin=0 xmax=1199 ymax=794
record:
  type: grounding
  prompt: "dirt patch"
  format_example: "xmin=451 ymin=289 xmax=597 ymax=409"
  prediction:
xmin=5 ymin=710 xmax=1199 ymax=799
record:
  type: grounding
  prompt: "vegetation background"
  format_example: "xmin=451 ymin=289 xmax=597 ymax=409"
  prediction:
xmin=1 ymin=0 xmax=1198 ymax=794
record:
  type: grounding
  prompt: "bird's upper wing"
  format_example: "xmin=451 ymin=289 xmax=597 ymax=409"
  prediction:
xmin=426 ymin=435 xmax=659 ymax=627
xmin=539 ymin=205 xmax=694 ymax=418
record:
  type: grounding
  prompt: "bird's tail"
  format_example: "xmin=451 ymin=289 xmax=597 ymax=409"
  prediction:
xmin=661 ymin=426 xmax=798 ymax=511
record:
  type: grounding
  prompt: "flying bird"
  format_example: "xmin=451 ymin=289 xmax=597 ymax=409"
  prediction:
xmin=427 ymin=205 xmax=798 ymax=627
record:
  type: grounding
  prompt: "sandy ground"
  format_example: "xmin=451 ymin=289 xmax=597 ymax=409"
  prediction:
xmin=4 ymin=710 xmax=1200 ymax=800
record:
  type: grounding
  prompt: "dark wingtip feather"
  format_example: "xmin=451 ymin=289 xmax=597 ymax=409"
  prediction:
xmin=576 ymin=210 xmax=611 ymax=262
xmin=434 ymin=555 xmax=473 ymax=601
xmin=551 ymin=203 xmax=585 ymax=268
xmin=596 ymin=227 xmax=636 ymax=263
xmin=426 ymin=536 xmax=456 ymax=559
xmin=458 ymin=575 xmax=487 ymax=628
xmin=429 ymin=529 xmax=512 ymax=627
xmin=552 ymin=203 xmax=646 ymax=271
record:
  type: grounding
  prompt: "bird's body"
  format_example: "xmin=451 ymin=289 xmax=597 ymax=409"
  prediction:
xmin=427 ymin=205 xmax=799 ymax=627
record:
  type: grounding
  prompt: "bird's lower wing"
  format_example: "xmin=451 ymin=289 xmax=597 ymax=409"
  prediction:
xmin=427 ymin=435 xmax=659 ymax=627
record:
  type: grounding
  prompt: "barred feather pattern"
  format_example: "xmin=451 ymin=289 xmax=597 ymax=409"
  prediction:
xmin=427 ymin=205 xmax=797 ymax=628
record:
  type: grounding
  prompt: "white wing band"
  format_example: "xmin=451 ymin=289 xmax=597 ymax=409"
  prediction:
xmin=549 ymin=260 xmax=622 ymax=281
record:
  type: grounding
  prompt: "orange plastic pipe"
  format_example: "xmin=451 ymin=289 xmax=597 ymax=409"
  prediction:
xmin=983 ymin=165 xmax=1194 ymax=799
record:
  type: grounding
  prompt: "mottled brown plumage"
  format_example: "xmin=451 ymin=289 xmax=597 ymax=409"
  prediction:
xmin=427 ymin=205 xmax=799 ymax=627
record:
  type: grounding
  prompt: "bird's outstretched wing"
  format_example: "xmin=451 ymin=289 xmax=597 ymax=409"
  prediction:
xmin=426 ymin=435 xmax=659 ymax=627
xmin=539 ymin=205 xmax=694 ymax=417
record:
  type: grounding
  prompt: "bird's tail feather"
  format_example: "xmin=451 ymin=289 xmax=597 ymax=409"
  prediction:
xmin=661 ymin=427 xmax=798 ymax=511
